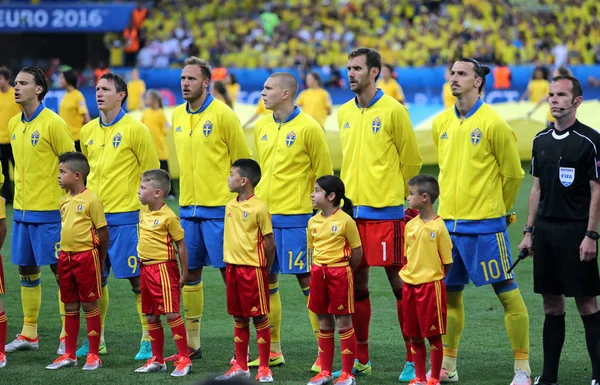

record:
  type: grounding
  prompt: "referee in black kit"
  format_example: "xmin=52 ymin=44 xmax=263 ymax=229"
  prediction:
xmin=518 ymin=75 xmax=600 ymax=385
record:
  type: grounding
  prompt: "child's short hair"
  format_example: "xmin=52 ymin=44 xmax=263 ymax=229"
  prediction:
xmin=141 ymin=169 xmax=171 ymax=196
xmin=408 ymin=174 xmax=440 ymax=203
xmin=231 ymin=158 xmax=261 ymax=187
xmin=58 ymin=151 xmax=90 ymax=179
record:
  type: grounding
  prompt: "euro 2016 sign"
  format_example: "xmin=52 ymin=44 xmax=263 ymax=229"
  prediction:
xmin=0 ymin=4 xmax=135 ymax=33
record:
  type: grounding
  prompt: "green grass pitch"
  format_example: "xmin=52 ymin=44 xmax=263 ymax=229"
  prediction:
xmin=0 ymin=165 xmax=593 ymax=384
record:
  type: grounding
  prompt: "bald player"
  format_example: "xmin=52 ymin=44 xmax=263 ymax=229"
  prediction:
xmin=247 ymin=73 xmax=333 ymax=371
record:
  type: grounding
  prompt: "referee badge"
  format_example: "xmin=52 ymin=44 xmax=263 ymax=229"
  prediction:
xmin=372 ymin=116 xmax=381 ymax=134
xmin=470 ymin=128 xmax=482 ymax=146
xmin=31 ymin=130 xmax=40 ymax=146
xmin=559 ymin=167 xmax=575 ymax=187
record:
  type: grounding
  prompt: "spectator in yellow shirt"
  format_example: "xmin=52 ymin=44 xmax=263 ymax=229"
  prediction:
xmin=0 ymin=66 xmax=21 ymax=202
xmin=141 ymin=89 xmax=175 ymax=199
xmin=127 ymin=68 xmax=146 ymax=111
xmin=295 ymin=72 xmax=332 ymax=128
xmin=59 ymin=69 xmax=90 ymax=152
xmin=224 ymin=74 xmax=240 ymax=108
xmin=377 ymin=64 xmax=405 ymax=104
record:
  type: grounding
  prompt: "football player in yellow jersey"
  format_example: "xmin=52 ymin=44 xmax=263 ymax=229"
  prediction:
xmin=336 ymin=48 xmax=422 ymax=381
xmin=5 ymin=67 xmax=75 ymax=356
xmin=296 ymin=72 xmax=332 ymax=128
xmin=0 ymin=67 xmax=20 ymax=203
xmin=171 ymin=56 xmax=251 ymax=361
xmin=80 ymin=72 xmax=159 ymax=360
xmin=127 ymin=68 xmax=146 ymax=112
xmin=0 ymin=163 xmax=8 ymax=368
xmin=141 ymin=90 xmax=174 ymax=199
xmin=252 ymin=72 xmax=333 ymax=371
xmin=377 ymin=64 xmax=405 ymax=104
xmin=432 ymin=58 xmax=530 ymax=385
xmin=59 ymin=69 xmax=90 ymax=152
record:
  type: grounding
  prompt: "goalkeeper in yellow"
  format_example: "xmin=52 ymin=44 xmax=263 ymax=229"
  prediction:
xmin=431 ymin=58 xmax=530 ymax=385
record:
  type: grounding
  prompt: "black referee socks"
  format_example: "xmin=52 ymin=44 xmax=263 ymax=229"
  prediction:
xmin=582 ymin=311 xmax=600 ymax=380
xmin=542 ymin=313 xmax=565 ymax=383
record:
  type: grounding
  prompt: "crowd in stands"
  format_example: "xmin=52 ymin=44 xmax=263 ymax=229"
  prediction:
xmin=104 ymin=0 xmax=600 ymax=71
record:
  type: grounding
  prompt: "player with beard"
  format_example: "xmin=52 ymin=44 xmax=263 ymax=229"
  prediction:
xmin=168 ymin=56 xmax=250 ymax=361
xmin=335 ymin=47 xmax=422 ymax=382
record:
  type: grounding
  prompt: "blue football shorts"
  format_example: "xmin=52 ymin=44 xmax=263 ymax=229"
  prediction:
xmin=181 ymin=218 xmax=225 ymax=270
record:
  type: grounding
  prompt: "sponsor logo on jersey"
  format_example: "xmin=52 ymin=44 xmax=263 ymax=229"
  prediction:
xmin=440 ymin=132 xmax=448 ymax=139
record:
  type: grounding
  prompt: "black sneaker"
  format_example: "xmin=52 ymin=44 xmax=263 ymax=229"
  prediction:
xmin=533 ymin=376 xmax=558 ymax=385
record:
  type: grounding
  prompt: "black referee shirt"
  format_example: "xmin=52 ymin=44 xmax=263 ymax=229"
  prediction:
xmin=531 ymin=120 xmax=600 ymax=222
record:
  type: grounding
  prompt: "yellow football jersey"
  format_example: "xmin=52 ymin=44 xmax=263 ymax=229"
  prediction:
xmin=60 ymin=189 xmax=107 ymax=252
xmin=127 ymin=79 xmax=146 ymax=111
xmin=81 ymin=110 xmax=159 ymax=214
xmin=296 ymin=88 xmax=332 ymax=128
xmin=172 ymin=95 xmax=251 ymax=209
xmin=432 ymin=99 xmax=524 ymax=232
xmin=138 ymin=204 xmax=185 ymax=264
xmin=338 ymin=90 xmax=421 ymax=219
xmin=307 ymin=209 xmax=362 ymax=266
xmin=141 ymin=108 xmax=169 ymax=160
xmin=0 ymin=87 xmax=21 ymax=144
xmin=59 ymin=89 xmax=88 ymax=141
xmin=254 ymin=107 xmax=332 ymax=216
xmin=442 ymin=82 xmax=456 ymax=109
xmin=400 ymin=216 xmax=453 ymax=285
xmin=223 ymin=195 xmax=273 ymax=267
xmin=9 ymin=104 xmax=75 ymax=213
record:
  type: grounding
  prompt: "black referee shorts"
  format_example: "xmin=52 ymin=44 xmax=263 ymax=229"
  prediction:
xmin=533 ymin=219 xmax=600 ymax=297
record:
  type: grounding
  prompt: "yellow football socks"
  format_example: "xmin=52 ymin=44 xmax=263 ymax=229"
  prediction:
xmin=20 ymin=273 xmax=42 ymax=340
xmin=303 ymin=287 xmax=319 ymax=342
xmin=98 ymin=284 xmax=109 ymax=342
xmin=497 ymin=288 xmax=530 ymax=374
xmin=59 ymin=291 xmax=66 ymax=339
xmin=183 ymin=280 xmax=203 ymax=350
xmin=268 ymin=282 xmax=282 ymax=354
xmin=135 ymin=291 xmax=149 ymax=342
xmin=442 ymin=290 xmax=464 ymax=372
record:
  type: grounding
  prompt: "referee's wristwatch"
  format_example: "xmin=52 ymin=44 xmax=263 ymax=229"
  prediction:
xmin=585 ymin=230 xmax=600 ymax=240
xmin=523 ymin=225 xmax=534 ymax=235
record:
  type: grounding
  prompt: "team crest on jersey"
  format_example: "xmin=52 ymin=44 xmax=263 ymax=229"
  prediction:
xmin=331 ymin=225 xmax=338 ymax=233
xmin=372 ymin=116 xmax=382 ymax=134
xmin=153 ymin=219 xmax=159 ymax=226
xmin=470 ymin=128 xmax=482 ymax=146
xmin=285 ymin=131 xmax=296 ymax=147
xmin=559 ymin=167 xmax=575 ymax=187
xmin=11 ymin=134 xmax=15 ymax=141
xmin=31 ymin=130 xmax=40 ymax=146
xmin=430 ymin=231 xmax=436 ymax=239
xmin=112 ymin=133 xmax=122 ymax=148
xmin=77 ymin=204 xmax=83 ymax=212
xmin=203 ymin=120 xmax=213 ymax=137
xmin=243 ymin=212 xmax=249 ymax=220
xmin=175 ymin=126 xmax=182 ymax=133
